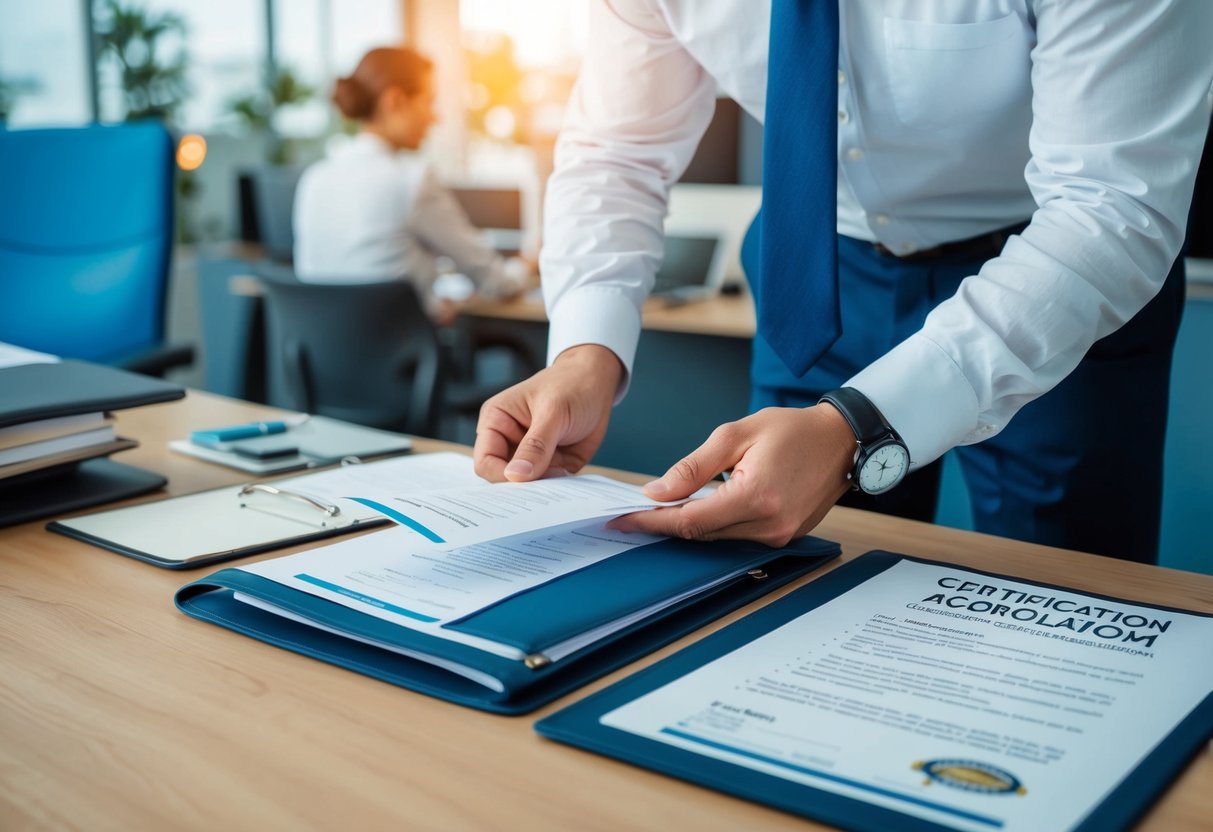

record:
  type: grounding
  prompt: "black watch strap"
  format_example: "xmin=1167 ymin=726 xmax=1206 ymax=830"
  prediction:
xmin=819 ymin=387 xmax=890 ymax=445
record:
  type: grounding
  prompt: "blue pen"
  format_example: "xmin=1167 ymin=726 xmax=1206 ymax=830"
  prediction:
xmin=190 ymin=417 xmax=306 ymax=446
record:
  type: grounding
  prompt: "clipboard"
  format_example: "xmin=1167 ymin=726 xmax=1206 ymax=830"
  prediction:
xmin=48 ymin=451 xmax=487 ymax=568
xmin=48 ymin=476 xmax=390 ymax=568
xmin=535 ymin=551 xmax=1213 ymax=832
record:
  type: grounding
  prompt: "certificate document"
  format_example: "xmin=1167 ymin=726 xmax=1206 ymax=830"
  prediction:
xmin=600 ymin=558 xmax=1213 ymax=831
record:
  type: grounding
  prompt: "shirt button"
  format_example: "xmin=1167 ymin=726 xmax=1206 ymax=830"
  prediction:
xmin=874 ymin=214 xmax=890 ymax=226
xmin=838 ymin=69 xmax=846 ymax=85
xmin=846 ymin=147 xmax=864 ymax=161
xmin=837 ymin=110 xmax=849 ymax=124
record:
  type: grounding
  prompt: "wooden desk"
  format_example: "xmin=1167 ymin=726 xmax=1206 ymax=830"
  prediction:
xmin=2 ymin=391 xmax=1210 ymax=831
xmin=460 ymin=291 xmax=756 ymax=339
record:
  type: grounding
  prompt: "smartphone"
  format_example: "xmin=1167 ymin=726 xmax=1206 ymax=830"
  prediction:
xmin=230 ymin=437 xmax=300 ymax=460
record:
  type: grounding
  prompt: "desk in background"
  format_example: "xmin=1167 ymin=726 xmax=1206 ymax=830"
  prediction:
xmin=459 ymin=292 xmax=756 ymax=476
xmin=2 ymin=390 xmax=1212 ymax=829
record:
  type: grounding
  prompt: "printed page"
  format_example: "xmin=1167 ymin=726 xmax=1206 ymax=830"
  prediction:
xmin=279 ymin=451 xmax=483 ymax=505
xmin=341 ymin=474 xmax=687 ymax=549
xmin=601 ymin=559 xmax=1213 ymax=832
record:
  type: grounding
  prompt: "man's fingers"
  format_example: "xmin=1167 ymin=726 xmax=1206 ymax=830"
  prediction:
xmin=643 ymin=422 xmax=748 ymax=501
xmin=504 ymin=419 xmax=563 ymax=482
xmin=473 ymin=404 xmax=526 ymax=482
xmin=472 ymin=427 xmax=510 ymax=481
xmin=612 ymin=485 xmax=754 ymax=539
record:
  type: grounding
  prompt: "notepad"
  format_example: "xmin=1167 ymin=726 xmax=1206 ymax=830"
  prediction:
xmin=169 ymin=415 xmax=414 ymax=474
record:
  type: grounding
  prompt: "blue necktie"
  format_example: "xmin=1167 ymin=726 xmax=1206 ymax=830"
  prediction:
xmin=758 ymin=0 xmax=840 ymax=378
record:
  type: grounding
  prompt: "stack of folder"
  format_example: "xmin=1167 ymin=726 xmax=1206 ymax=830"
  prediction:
xmin=0 ymin=356 xmax=184 ymax=526
xmin=0 ymin=412 xmax=125 ymax=479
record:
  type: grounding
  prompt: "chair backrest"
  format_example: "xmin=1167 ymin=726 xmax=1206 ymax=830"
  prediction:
xmin=257 ymin=274 xmax=443 ymax=437
xmin=0 ymin=122 xmax=175 ymax=364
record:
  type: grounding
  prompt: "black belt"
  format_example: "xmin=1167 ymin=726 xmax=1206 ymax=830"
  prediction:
xmin=873 ymin=222 xmax=1029 ymax=262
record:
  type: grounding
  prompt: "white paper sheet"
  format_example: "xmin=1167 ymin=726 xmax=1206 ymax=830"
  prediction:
xmin=601 ymin=559 xmax=1213 ymax=832
xmin=0 ymin=342 xmax=58 ymax=368
xmin=340 ymin=473 xmax=685 ymax=549
xmin=279 ymin=452 xmax=482 ymax=506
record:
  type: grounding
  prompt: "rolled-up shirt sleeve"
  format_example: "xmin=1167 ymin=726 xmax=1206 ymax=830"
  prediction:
xmin=542 ymin=0 xmax=717 ymax=397
xmin=849 ymin=0 xmax=1213 ymax=469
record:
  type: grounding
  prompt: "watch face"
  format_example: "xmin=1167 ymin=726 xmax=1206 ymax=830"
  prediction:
xmin=858 ymin=442 xmax=909 ymax=495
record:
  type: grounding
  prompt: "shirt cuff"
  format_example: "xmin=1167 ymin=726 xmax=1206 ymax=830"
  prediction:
xmin=547 ymin=285 xmax=642 ymax=404
xmin=845 ymin=333 xmax=983 ymax=470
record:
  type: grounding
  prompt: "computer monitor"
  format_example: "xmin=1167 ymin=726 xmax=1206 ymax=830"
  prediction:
xmin=652 ymin=233 xmax=727 ymax=301
xmin=451 ymin=187 xmax=524 ymax=252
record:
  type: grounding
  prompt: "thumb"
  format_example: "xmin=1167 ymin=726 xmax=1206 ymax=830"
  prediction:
xmin=503 ymin=420 xmax=562 ymax=482
xmin=644 ymin=425 xmax=744 ymax=501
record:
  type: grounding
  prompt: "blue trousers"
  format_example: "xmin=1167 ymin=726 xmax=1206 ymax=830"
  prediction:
xmin=745 ymin=233 xmax=1185 ymax=564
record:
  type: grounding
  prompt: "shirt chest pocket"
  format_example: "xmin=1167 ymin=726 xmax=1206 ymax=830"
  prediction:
xmin=883 ymin=13 xmax=1032 ymax=132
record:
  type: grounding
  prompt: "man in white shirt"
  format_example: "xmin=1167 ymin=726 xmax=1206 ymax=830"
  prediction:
xmin=473 ymin=1 xmax=1213 ymax=562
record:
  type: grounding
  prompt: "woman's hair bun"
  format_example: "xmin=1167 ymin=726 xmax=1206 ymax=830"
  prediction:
xmin=332 ymin=76 xmax=370 ymax=120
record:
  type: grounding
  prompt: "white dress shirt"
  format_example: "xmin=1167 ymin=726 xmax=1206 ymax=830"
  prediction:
xmin=541 ymin=0 xmax=1213 ymax=469
xmin=294 ymin=132 xmax=526 ymax=303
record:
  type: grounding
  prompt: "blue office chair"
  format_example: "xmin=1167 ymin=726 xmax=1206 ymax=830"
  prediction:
xmin=0 ymin=122 xmax=193 ymax=375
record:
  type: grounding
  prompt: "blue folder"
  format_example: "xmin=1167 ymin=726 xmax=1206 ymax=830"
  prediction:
xmin=175 ymin=534 xmax=840 ymax=714
xmin=536 ymin=550 xmax=1213 ymax=831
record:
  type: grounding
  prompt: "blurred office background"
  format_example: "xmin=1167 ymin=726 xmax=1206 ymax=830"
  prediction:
xmin=1 ymin=0 xmax=1210 ymax=571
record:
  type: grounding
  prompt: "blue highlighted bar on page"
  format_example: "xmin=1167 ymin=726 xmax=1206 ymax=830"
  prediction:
xmin=347 ymin=497 xmax=446 ymax=543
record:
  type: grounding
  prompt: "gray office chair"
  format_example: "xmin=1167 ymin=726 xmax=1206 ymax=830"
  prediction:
xmin=257 ymin=273 xmax=444 ymax=437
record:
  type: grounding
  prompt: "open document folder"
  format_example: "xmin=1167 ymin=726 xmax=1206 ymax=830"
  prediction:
xmin=174 ymin=454 xmax=840 ymax=713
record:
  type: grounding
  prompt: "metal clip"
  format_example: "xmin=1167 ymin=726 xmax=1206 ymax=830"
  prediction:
xmin=239 ymin=483 xmax=342 ymax=526
xmin=524 ymin=653 xmax=552 ymax=670
xmin=747 ymin=568 xmax=769 ymax=581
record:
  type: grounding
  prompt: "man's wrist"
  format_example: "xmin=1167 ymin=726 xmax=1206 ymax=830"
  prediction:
xmin=811 ymin=402 xmax=861 ymax=487
xmin=554 ymin=344 xmax=625 ymax=387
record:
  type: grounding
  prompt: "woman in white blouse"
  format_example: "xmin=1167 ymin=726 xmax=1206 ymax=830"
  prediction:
xmin=293 ymin=47 xmax=529 ymax=322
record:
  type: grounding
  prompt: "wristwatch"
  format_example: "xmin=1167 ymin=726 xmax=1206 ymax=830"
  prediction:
xmin=819 ymin=387 xmax=910 ymax=495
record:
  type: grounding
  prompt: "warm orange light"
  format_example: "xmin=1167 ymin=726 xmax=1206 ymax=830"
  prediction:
xmin=176 ymin=134 xmax=207 ymax=171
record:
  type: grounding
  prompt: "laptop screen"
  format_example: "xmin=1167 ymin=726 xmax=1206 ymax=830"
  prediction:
xmin=653 ymin=235 xmax=722 ymax=294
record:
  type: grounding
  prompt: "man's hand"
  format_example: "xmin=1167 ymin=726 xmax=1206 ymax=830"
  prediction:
xmin=474 ymin=345 xmax=623 ymax=482
xmin=609 ymin=405 xmax=857 ymax=546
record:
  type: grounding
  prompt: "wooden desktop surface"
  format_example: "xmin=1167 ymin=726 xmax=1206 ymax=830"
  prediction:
xmin=460 ymin=291 xmax=757 ymax=339
xmin=1 ymin=391 xmax=1210 ymax=831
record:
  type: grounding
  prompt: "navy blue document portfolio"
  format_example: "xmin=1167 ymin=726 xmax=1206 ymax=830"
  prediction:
xmin=175 ymin=534 xmax=841 ymax=714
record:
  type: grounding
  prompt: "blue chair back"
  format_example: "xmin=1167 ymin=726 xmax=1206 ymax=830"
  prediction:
xmin=0 ymin=122 xmax=175 ymax=364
